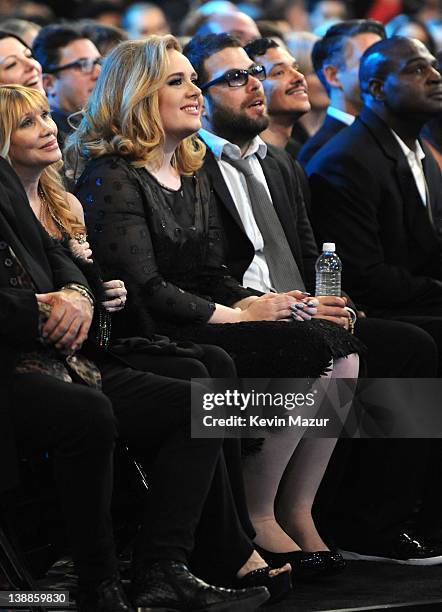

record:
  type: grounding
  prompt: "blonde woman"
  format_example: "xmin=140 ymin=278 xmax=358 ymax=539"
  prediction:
xmin=67 ymin=35 xmax=360 ymax=581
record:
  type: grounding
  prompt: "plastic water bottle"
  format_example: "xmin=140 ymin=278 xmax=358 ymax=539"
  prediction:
xmin=315 ymin=242 xmax=342 ymax=296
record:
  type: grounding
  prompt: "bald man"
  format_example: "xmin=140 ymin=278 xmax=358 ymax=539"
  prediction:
xmin=306 ymin=33 xmax=442 ymax=558
xmin=195 ymin=9 xmax=260 ymax=45
xmin=307 ymin=36 xmax=442 ymax=327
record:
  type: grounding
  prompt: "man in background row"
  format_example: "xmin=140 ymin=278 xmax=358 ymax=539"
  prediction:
xmin=298 ymin=19 xmax=385 ymax=166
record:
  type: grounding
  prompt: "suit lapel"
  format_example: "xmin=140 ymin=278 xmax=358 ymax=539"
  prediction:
xmin=203 ymin=150 xmax=246 ymax=231
xmin=360 ymin=109 xmax=439 ymax=256
xmin=0 ymin=161 xmax=54 ymax=290
xmin=422 ymin=143 xmax=442 ymax=225
xmin=323 ymin=115 xmax=346 ymax=139
xmin=259 ymin=154 xmax=303 ymax=265
xmin=394 ymin=147 xmax=439 ymax=256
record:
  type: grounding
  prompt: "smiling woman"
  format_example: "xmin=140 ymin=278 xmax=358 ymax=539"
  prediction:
xmin=0 ymin=30 xmax=44 ymax=91
xmin=67 ymin=35 xmax=360 ymax=592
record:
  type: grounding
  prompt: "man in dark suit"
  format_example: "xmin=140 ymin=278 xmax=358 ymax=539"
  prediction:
xmin=297 ymin=19 xmax=385 ymax=167
xmin=0 ymin=157 xmax=268 ymax=612
xmin=307 ymin=36 xmax=442 ymax=328
xmin=306 ymin=35 xmax=442 ymax=553
xmin=183 ymin=33 xmax=442 ymax=565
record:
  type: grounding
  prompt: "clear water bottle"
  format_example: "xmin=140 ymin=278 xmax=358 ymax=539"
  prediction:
xmin=315 ymin=242 xmax=342 ymax=296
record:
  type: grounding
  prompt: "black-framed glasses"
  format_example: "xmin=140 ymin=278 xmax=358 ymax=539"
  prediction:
xmin=47 ymin=57 xmax=103 ymax=75
xmin=200 ymin=64 xmax=266 ymax=92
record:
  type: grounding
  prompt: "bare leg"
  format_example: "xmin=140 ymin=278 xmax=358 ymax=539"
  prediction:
xmin=243 ymin=427 xmax=305 ymax=553
xmin=276 ymin=354 xmax=359 ymax=551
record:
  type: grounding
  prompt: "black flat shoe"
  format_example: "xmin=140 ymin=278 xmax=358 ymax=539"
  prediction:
xmin=236 ymin=565 xmax=292 ymax=605
xmin=255 ymin=545 xmax=325 ymax=582
xmin=340 ymin=532 xmax=442 ymax=566
xmin=315 ymin=551 xmax=346 ymax=575
xmin=131 ymin=560 xmax=269 ymax=611
xmin=77 ymin=575 xmax=134 ymax=612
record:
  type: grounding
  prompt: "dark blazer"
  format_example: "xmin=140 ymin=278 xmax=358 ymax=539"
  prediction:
xmin=0 ymin=157 xmax=88 ymax=493
xmin=306 ymin=106 xmax=442 ymax=316
xmin=202 ymin=143 xmax=319 ymax=293
xmin=297 ymin=114 xmax=346 ymax=168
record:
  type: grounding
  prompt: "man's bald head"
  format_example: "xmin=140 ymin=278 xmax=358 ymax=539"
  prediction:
xmin=359 ymin=36 xmax=428 ymax=98
xmin=358 ymin=35 xmax=442 ymax=121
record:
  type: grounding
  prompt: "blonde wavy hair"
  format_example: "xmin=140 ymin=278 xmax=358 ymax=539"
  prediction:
xmin=65 ymin=35 xmax=205 ymax=178
xmin=0 ymin=84 xmax=84 ymax=237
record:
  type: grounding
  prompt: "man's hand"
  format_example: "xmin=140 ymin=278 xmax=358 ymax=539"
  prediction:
xmin=313 ymin=295 xmax=350 ymax=328
xmin=36 ymin=289 xmax=93 ymax=352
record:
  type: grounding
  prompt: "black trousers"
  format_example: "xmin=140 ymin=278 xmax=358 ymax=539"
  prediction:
xmin=383 ymin=313 xmax=442 ymax=537
xmin=115 ymin=343 xmax=256 ymax=543
xmin=100 ymin=356 xmax=253 ymax=582
xmin=8 ymin=351 xmax=253 ymax=585
xmin=314 ymin=317 xmax=438 ymax=547
xmin=8 ymin=373 xmax=118 ymax=584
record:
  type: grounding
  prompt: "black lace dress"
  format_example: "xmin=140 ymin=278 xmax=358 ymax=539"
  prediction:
xmin=75 ymin=154 xmax=361 ymax=378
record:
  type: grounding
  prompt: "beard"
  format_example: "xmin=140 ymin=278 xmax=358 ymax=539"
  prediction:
xmin=209 ymin=98 xmax=269 ymax=146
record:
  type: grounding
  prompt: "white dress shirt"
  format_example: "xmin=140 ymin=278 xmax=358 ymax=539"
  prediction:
xmin=199 ymin=128 xmax=274 ymax=293
xmin=391 ymin=131 xmax=427 ymax=206
xmin=326 ymin=106 xmax=355 ymax=126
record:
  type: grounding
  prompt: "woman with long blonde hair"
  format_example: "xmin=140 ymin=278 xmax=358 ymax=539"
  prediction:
xmin=0 ymin=84 xmax=127 ymax=315
xmin=67 ymin=34 xmax=360 ymax=584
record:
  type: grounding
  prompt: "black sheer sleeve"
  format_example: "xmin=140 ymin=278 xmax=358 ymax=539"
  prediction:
xmin=75 ymin=156 xmax=216 ymax=325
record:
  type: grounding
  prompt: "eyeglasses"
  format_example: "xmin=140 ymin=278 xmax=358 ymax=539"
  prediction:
xmin=200 ymin=64 xmax=266 ymax=92
xmin=47 ymin=57 xmax=103 ymax=75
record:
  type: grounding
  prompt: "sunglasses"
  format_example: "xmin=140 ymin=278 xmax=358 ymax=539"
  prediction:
xmin=47 ymin=57 xmax=103 ymax=75
xmin=200 ymin=64 xmax=266 ymax=92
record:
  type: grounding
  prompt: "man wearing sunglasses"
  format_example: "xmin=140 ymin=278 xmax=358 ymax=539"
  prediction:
xmin=33 ymin=24 xmax=102 ymax=147
xmin=183 ymin=33 xmax=308 ymax=304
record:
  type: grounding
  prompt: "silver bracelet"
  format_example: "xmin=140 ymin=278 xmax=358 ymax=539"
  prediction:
xmin=62 ymin=283 xmax=95 ymax=309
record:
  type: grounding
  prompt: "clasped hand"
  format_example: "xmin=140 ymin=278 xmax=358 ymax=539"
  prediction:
xmin=309 ymin=294 xmax=350 ymax=329
xmin=36 ymin=289 xmax=93 ymax=352
xmin=239 ymin=290 xmax=318 ymax=322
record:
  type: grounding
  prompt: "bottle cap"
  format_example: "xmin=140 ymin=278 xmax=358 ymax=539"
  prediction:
xmin=322 ymin=242 xmax=335 ymax=252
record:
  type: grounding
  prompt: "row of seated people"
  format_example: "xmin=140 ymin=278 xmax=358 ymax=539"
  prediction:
xmin=0 ymin=24 xmax=442 ymax=612
xmin=1 ymin=29 xmax=359 ymax=612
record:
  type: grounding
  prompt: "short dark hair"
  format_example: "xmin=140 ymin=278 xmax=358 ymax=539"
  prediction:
xmin=312 ymin=19 xmax=386 ymax=94
xmin=183 ymin=33 xmax=242 ymax=88
xmin=80 ymin=21 xmax=127 ymax=56
xmin=244 ymin=37 xmax=279 ymax=61
xmin=75 ymin=1 xmax=124 ymax=20
xmin=32 ymin=24 xmax=85 ymax=73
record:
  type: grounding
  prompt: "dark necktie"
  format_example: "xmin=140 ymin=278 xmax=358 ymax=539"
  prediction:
xmin=224 ymin=156 xmax=306 ymax=292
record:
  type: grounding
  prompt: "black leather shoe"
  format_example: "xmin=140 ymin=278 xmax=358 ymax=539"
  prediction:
xmin=77 ymin=575 xmax=134 ymax=612
xmin=340 ymin=532 xmax=442 ymax=566
xmin=132 ymin=560 xmax=269 ymax=611
xmin=236 ymin=565 xmax=292 ymax=604
xmin=255 ymin=545 xmax=325 ymax=582
xmin=316 ymin=551 xmax=346 ymax=575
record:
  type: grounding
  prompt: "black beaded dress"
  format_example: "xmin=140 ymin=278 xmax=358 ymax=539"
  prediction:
xmin=75 ymin=155 xmax=361 ymax=378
